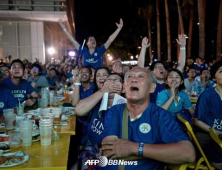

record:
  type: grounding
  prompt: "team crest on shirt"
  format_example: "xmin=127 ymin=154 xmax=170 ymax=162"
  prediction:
xmin=94 ymin=53 xmax=98 ymax=56
xmin=139 ymin=123 xmax=151 ymax=134
xmin=0 ymin=102 xmax=4 ymax=108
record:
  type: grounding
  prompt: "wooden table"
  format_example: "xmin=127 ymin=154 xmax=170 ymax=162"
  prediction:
xmin=5 ymin=133 xmax=70 ymax=170
xmin=61 ymin=115 xmax=76 ymax=135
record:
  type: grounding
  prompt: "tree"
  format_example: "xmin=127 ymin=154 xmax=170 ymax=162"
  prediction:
xmin=156 ymin=0 xmax=161 ymax=61
xmin=197 ymin=0 xmax=206 ymax=59
xmin=165 ymin=0 xmax=171 ymax=61
xmin=216 ymin=0 xmax=222 ymax=61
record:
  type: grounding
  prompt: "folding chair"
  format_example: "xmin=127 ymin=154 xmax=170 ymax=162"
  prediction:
xmin=208 ymin=127 xmax=222 ymax=155
xmin=176 ymin=114 xmax=214 ymax=170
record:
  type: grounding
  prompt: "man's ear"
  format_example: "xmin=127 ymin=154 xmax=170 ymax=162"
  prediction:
xmin=150 ymin=83 xmax=156 ymax=93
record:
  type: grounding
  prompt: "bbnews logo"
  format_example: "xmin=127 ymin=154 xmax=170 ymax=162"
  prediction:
xmin=85 ymin=156 xmax=138 ymax=167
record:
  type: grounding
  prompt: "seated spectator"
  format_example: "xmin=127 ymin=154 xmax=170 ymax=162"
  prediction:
xmin=47 ymin=68 xmax=58 ymax=87
xmin=0 ymin=63 xmax=10 ymax=79
xmin=193 ymin=57 xmax=207 ymax=76
xmin=71 ymin=66 xmax=95 ymax=106
xmin=0 ymin=59 xmax=38 ymax=106
xmin=112 ymin=60 xmax=123 ymax=75
xmin=75 ymin=72 xmax=123 ymax=169
xmin=122 ymin=65 xmax=131 ymax=76
xmin=0 ymin=71 xmax=16 ymax=117
xmin=184 ymin=67 xmax=196 ymax=94
xmin=194 ymin=61 xmax=222 ymax=169
xmin=22 ymin=67 xmax=30 ymax=80
xmin=156 ymin=68 xmax=194 ymax=118
xmin=28 ymin=63 xmax=49 ymax=93
xmin=191 ymin=68 xmax=215 ymax=97
xmin=101 ymin=67 xmax=195 ymax=170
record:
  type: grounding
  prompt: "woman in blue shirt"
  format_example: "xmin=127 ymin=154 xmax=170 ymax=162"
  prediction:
xmin=156 ymin=68 xmax=194 ymax=118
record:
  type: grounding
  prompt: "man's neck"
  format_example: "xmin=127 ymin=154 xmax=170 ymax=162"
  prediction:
xmin=188 ymin=77 xmax=194 ymax=82
xmin=11 ymin=77 xmax=21 ymax=85
xmin=82 ymin=81 xmax=91 ymax=91
xmin=127 ymin=99 xmax=150 ymax=118
xmin=89 ymin=48 xmax=95 ymax=55
xmin=33 ymin=75 xmax=39 ymax=81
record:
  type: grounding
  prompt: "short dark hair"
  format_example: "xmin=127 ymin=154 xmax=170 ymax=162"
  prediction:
xmin=81 ymin=66 xmax=92 ymax=76
xmin=0 ymin=63 xmax=10 ymax=69
xmin=150 ymin=61 xmax=167 ymax=71
xmin=165 ymin=68 xmax=185 ymax=91
xmin=31 ymin=63 xmax=42 ymax=75
xmin=187 ymin=67 xmax=196 ymax=73
xmin=200 ymin=68 xmax=209 ymax=75
xmin=210 ymin=61 xmax=222 ymax=79
xmin=10 ymin=59 xmax=25 ymax=70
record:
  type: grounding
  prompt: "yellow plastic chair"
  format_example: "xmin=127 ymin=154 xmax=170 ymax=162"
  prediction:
xmin=175 ymin=114 xmax=214 ymax=170
xmin=208 ymin=127 xmax=222 ymax=155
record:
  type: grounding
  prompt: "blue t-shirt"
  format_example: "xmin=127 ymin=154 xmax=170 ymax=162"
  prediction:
xmin=79 ymin=45 xmax=107 ymax=69
xmin=0 ymin=87 xmax=17 ymax=117
xmin=47 ymin=77 xmax=57 ymax=87
xmin=156 ymin=89 xmax=192 ymax=117
xmin=80 ymin=82 xmax=95 ymax=100
xmin=102 ymin=103 xmax=190 ymax=170
xmin=150 ymin=82 xmax=165 ymax=103
xmin=195 ymin=88 xmax=222 ymax=132
xmin=81 ymin=102 xmax=107 ymax=145
xmin=0 ymin=78 xmax=35 ymax=105
xmin=67 ymin=72 xmax=73 ymax=79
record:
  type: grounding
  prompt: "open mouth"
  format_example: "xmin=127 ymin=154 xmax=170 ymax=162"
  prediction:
xmin=130 ymin=87 xmax=139 ymax=91
xmin=160 ymin=71 xmax=164 ymax=75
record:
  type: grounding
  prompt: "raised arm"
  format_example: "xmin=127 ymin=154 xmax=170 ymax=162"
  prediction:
xmin=138 ymin=37 xmax=150 ymax=68
xmin=176 ymin=34 xmax=186 ymax=72
xmin=75 ymin=81 xmax=122 ymax=116
xmin=104 ymin=18 xmax=123 ymax=49
xmin=58 ymin=19 xmax=80 ymax=50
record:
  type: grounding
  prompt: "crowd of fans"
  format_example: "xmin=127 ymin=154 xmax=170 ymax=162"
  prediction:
xmin=0 ymin=18 xmax=221 ymax=170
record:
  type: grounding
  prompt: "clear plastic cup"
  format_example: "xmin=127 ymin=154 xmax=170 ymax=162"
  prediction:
xmin=39 ymin=119 xmax=53 ymax=146
xmin=19 ymin=120 xmax=33 ymax=146
xmin=52 ymin=108 xmax=62 ymax=125
xmin=8 ymin=130 xmax=21 ymax=148
xmin=4 ymin=113 xmax=16 ymax=134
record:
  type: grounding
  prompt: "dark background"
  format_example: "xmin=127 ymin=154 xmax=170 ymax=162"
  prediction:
xmin=74 ymin=0 xmax=221 ymax=63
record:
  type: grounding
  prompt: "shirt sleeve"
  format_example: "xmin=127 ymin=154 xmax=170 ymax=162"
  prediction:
xmin=98 ymin=45 xmax=107 ymax=54
xmin=182 ymin=93 xmax=192 ymax=109
xmin=102 ymin=105 xmax=121 ymax=139
xmin=156 ymin=90 xmax=168 ymax=106
xmin=40 ymin=76 xmax=49 ymax=87
xmin=195 ymin=91 xmax=209 ymax=121
xmin=158 ymin=109 xmax=190 ymax=142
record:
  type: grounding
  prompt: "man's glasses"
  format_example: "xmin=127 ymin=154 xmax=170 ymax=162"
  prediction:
xmin=32 ymin=67 xmax=39 ymax=71
xmin=106 ymin=78 xmax=122 ymax=82
xmin=0 ymin=70 xmax=9 ymax=73
xmin=12 ymin=65 xmax=23 ymax=70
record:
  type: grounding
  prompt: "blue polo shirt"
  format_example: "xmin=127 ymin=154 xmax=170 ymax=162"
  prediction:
xmin=79 ymin=45 xmax=107 ymax=69
xmin=156 ymin=89 xmax=192 ymax=117
xmin=0 ymin=87 xmax=17 ymax=116
xmin=195 ymin=88 xmax=222 ymax=132
xmin=0 ymin=78 xmax=35 ymax=105
xmin=150 ymin=82 xmax=165 ymax=103
xmin=102 ymin=103 xmax=190 ymax=170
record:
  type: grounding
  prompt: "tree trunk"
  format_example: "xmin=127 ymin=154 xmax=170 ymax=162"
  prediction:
xmin=187 ymin=7 xmax=194 ymax=59
xmin=216 ymin=0 xmax=222 ymax=61
xmin=165 ymin=0 xmax=171 ymax=61
xmin=156 ymin=0 xmax=161 ymax=61
xmin=197 ymin=0 xmax=206 ymax=59
xmin=147 ymin=5 xmax=152 ymax=63
xmin=176 ymin=0 xmax=184 ymax=34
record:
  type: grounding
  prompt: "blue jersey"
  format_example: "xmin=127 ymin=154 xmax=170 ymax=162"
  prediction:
xmin=102 ymin=103 xmax=189 ymax=170
xmin=80 ymin=82 xmax=95 ymax=100
xmin=81 ymin=102 xmax=107 ymax=145
xmin=0 ymin=78 xmax=35 ymax=105
xmin=79 ymin=45 xmax=107 ymax=69
xmin=195 ymin=88 xmax=222 ymax=132
xmin=156 ymin=89 xmax=192 ymax=117
xmin=47 ymin=77 xmax=57 ymax=87
xmin=150 ymin=82 xmax=165 ymax=103
xmin=0 ymin=87 xmax=17 ymax=116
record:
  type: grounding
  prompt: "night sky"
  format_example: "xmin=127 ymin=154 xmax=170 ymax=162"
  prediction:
xmin=74 ymin=0 xmax=221 ymax=62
